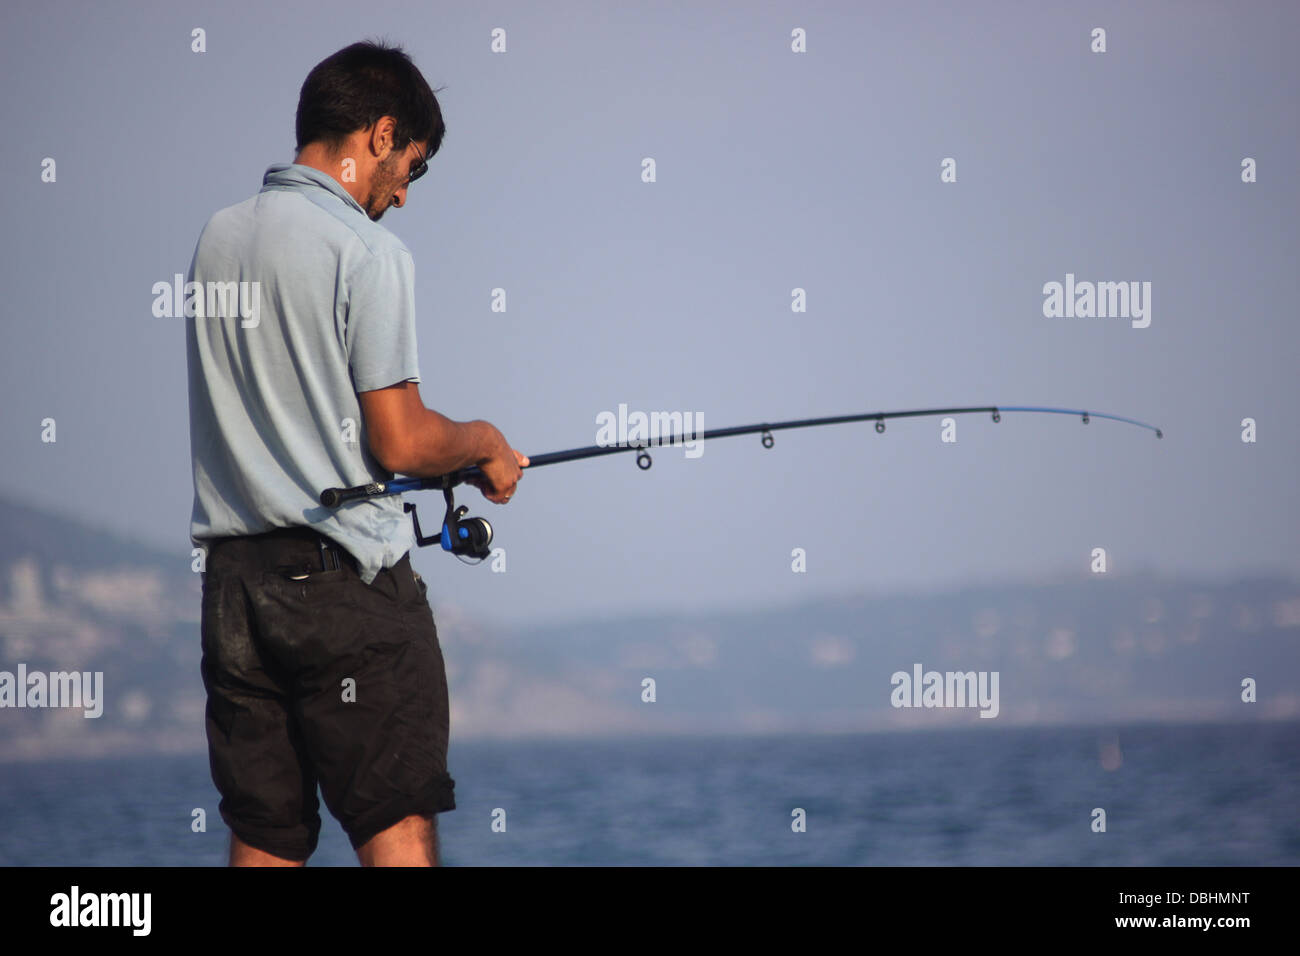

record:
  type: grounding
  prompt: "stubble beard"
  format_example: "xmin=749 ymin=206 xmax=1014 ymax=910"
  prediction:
xmin=365 ymin=154 xmax=403 ymax=221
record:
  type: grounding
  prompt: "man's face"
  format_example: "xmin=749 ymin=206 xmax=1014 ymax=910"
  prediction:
xmin=364 ymin=140 xmax=427 ymax=221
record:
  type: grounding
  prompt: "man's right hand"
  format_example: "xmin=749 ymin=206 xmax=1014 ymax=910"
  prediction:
xmin=468 ymin=427 xmax=528 ymax=504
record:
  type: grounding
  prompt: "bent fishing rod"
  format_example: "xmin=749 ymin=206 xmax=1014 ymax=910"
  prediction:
xmin=320 ymin=404 xmax=1163 ymax=562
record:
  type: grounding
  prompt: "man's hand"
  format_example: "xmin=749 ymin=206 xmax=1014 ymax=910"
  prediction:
xmin=466 ymin=429 xmax=528 ymax=504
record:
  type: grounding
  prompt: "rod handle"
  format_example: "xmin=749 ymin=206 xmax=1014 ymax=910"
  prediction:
xmin=320 ymin=482 xmax=389 ymax=508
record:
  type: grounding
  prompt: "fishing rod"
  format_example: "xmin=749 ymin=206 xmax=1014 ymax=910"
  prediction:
xmin=319 ymin=404 xmax=1163 ymax=561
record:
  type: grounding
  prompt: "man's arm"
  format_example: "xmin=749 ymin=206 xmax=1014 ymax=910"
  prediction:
xmin=358 ymin=381 xmax=526 ymax=503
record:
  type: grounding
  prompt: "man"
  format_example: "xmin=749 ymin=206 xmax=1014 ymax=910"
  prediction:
xmin=186 ymin=40 xmax=526 ymax=867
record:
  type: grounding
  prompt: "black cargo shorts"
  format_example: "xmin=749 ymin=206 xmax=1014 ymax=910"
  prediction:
xmin=199 ymin=525 xmax=455 ymax=861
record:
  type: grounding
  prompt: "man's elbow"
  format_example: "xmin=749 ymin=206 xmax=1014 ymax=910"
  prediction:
xmin=368 ymin=435 xmax=412 ymax=475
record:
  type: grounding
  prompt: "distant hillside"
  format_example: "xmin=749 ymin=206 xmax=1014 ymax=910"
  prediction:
xmin=0 ymin=494 xmax=183 ymax=572
xmin=0 ymin=495 xmax=1297 ymax=760
xmin=475 ymin=570 xmax=1300 ymax=734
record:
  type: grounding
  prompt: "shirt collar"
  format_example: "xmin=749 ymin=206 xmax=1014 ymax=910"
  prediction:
xmin=261 ymin=163 xmax=366 ymax=216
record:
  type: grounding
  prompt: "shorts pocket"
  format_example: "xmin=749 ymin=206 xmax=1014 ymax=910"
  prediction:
xmin=259 ymin=564 xmax=355 ymax=605
xmin=352 ymin=557 xmax=425 ymax=613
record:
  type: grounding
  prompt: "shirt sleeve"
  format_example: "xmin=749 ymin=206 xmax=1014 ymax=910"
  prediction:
xmin=345 ymin=247 xmax=422 ymax=392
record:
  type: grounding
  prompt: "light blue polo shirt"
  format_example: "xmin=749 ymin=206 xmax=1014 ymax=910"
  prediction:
xmin=186 ymin=163 xmax=420 ymax=584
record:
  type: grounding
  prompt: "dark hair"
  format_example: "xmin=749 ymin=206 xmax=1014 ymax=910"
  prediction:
xmin=296 ymin=40 xmax=445 ymax=157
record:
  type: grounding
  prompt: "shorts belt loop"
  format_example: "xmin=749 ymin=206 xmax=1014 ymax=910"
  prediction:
xmin=318 ymin=537 xmax=340 ymax=573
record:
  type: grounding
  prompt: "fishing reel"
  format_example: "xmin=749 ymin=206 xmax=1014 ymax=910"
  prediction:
xmin=405 ymin=476 xmax=493 ymax=560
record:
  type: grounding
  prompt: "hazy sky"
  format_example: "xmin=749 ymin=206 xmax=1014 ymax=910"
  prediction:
xmin=2 ymin=0 xmax=1297 ymax=629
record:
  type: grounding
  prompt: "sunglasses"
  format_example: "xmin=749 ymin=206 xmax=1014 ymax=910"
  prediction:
xmin=405 ymin=140 xmax=428 ymax=186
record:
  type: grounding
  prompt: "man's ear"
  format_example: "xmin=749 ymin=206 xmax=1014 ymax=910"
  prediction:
xmin=368 ymin=116 xmax=400 ymax=160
